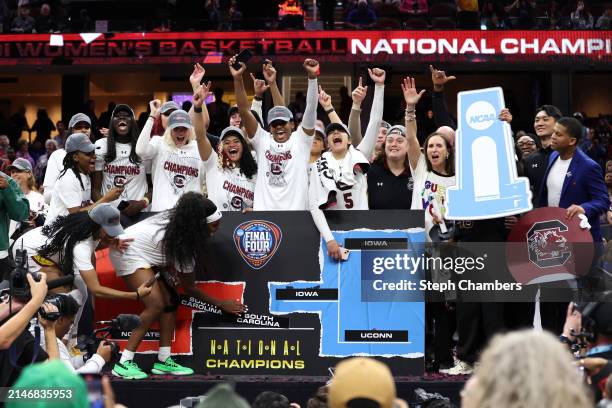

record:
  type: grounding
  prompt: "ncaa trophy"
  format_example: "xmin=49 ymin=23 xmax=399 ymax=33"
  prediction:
xmin=445 ymin=87 xmax=532 ymax=220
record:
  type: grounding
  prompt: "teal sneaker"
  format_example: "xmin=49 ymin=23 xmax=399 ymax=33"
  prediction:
xmin=112 ymin=360 xmax=149 ymax=380
xmin=151 ymin=357 xmax=194 ymax=376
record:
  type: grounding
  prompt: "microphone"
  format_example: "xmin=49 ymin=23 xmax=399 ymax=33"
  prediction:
xmin=46 ymin=276 xmax=75 ymax=290
xmin=97 ymin=314 xmax=142 ymax=331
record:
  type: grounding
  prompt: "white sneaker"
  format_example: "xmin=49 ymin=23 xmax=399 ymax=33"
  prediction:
xmin=439 ymin=360 xmax=473 ymax=375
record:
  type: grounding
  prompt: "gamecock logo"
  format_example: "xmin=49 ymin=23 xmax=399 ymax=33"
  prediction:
xmin=527 ymin=220 xmax=571 ymax=268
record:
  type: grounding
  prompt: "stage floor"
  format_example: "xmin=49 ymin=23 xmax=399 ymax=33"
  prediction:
xmin=112 ymin=374 xmax=467 ymax=407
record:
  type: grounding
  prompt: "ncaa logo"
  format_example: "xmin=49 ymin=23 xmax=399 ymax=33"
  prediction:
xmin=234 ymin=220 xmax=282 ymax=269
xmin=465 ymin=101 xmax=496 ymax=131
xmin=527 ymin=220 xmax=570 ymax=268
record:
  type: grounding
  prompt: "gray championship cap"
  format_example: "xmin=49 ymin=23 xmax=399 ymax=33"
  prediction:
xmin=6 ymin=157 xmax=33 ymax=172
xmin=167 ymin=110 xmax=192 ymax=130
xmin=325 ymin=122 xmax=351 ymax=137
xmin=161 ymin=101 xmax=180 ymax=114
xmin=88 ymin=203 xmax=124 ymax=237
xmin=387 ymin=125 xmax=407 ymax=137
xmin=65 ymin=132 xmax=95 ymax=154
xmin=220 ymin=126 xmax=246 ymax=141
xmin=267 ymin=106 xmax=293 ymax=124
xmin=68 ymin=113 xmax=91 ymax=129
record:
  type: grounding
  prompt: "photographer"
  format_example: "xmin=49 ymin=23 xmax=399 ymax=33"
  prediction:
xmin=561 ymin=294 xmax=612 ymax=400
xmin=34 ymin=294 xmax=111 ymax=374
xmin=0 ymin=274 xmax=60 ymax=387
xmin=0 ymin=170 xmax=30 ymax=279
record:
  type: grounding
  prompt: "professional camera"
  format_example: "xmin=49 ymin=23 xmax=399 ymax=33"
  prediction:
xmin=37 ymin=293 xmax=68 ymax=322
xmin=77 ymin=314 xmax=141 ymax=365
xmin=8 ymin=248 xmax=41 ymax=300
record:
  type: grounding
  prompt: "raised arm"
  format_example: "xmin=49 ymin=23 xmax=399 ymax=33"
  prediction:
xmin=136 ymin=100 xmax=161 ymax=157
xmin=348 ymin=77 xmax=368 ymax=146
xmin=301 ymin=58 xmax=320 ymax=137
xmin=402 ymin=77 xmax=426 ymax=170
xmin=262 ymin=59 xmax=285 ymax=107
xmin=318 ymin=86 xmax=342 ymax=124
xmin=188 ymin=63 xmax=211 ymax=133
xmin=430 ymin=65 xmax=457 ymax=129
xmin=192 ymin=81 xmax=213 ymax=161
xmin=229 ymin=55 xmax=258 ymax=138
xmin=356 ymin=68 xmax=385 ymax=158
xmin=250 ymin=73 xmax=268 ymax=120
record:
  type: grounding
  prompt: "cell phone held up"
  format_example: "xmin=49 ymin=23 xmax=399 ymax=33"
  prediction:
xmin=232 ymin=49 xmax=253 ymax=70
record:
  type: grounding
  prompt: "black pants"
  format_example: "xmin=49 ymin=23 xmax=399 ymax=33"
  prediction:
xmin=456 ymin=302 xmax=505 ymax=364
xmin=426 ymin=302 xmax=455 ymax=366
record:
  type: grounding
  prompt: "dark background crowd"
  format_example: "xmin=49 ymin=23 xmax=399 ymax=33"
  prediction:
xmin=0 ymin=0 xmax=610 ymax=33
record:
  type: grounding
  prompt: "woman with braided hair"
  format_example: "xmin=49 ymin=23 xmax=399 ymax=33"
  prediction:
xmin=45 ymin=133 xmax=122 ymax=226
xmin=13 ymin=204 xmax=152 ymax=347
xmin=109 ymin=192 xmax=245 ymax=379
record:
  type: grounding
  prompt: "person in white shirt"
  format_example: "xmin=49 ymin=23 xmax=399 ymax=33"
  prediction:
xmin=42 ymin=113 xmax=92 ymax=204
xmin=109 ymin=192 xmax=245 ymax=380
xmin=14 ymin=204 xmax=152 ymax=347
xmin=93 ymin=104 xmax=151 ymax=226
xmin=6 ymin=157 xmax=46 ymax=240
xmin=229 ymin=55 xmax=320 ymax=210
xmin=403 ymin=77 xmax=456 ymax=241
xmin=309 ymin=68 xmax=386 ymax=259
xmin=45 ymin=133 xmax=122 ymax=226
xmin=191 ymin=78 xmax=256 ymax=211
xmin=136 ymin=105 xmax=205 ymax=212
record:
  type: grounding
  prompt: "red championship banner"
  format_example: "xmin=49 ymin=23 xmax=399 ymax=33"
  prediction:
xmin=506 ymin=207 xmax=594 ymax=285
xmin=0 ymin=30 xmax=608 ymax=66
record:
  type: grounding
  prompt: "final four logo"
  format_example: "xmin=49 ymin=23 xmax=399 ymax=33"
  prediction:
xmin=234 ymin=220 xmax=282 ymax=269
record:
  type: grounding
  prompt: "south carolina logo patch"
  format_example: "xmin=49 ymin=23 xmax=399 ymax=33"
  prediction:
xmin=234 ymin=220 xmax=282 ymax=269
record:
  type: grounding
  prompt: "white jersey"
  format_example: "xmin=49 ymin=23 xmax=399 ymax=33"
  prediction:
xmin=42 ymin=149 xmax=67 ymax=204
xmin=45 ymin=170 xmax=92 ymax=225
xmin=13 ymin=226 xmax=97 ymax=276
xmin=109 ymin=213 xmax=194 ymax=276
xmin=251 ymin=125 xmax=313 ymax=211
xmin=95 ymin=139 xmax=150 ymax=206
xmin=410 ymin=154 xmax=456 ymax=242
xmin=148 ymin=136 xmax=205 ymax=212
xmin=308 ymin=147 xmax=369 ymax=211
xmin=203 ymin=150 xmax=255 ymax=211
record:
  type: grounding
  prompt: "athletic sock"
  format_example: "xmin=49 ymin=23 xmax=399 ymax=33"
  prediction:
xmin=119 ymin=349 xmax=135 ymax=364
xmin=158 ymin=346 xmax=171 ymax=362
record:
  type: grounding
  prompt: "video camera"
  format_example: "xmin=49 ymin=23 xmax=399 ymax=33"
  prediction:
xmin=78 ymin=314 xmax=141 ymax=365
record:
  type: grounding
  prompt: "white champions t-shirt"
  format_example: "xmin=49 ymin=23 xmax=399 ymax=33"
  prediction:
xmin=546 ymin=156 xmax=572 ymax=208
xmin=147 ymin=137 xmax=205 ymax=212
xmin=251 ymin=125 xmax=313 ymax=211
xmin=203 ymin=150 xmax=255 ymax=211
xmin=411 ymin=154 xmax=456 ymax=242
xmin=42 ymin=149 xmax=67 ymax=204
xmin=45 ymin=170 xmax=92 ymax=225
xmin=95 ymin=139 xmax=150 ymax=206
xmin=109 ymin=213 xmax=195 ymax=275
xmin=14 ymin=226 xmax=97 ymax=275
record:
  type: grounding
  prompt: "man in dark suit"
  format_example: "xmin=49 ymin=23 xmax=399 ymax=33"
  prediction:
xmin=539 ymin=116 xmax=609 ymax=243
xmin=537 ymin=116 xmax=609 ymax=333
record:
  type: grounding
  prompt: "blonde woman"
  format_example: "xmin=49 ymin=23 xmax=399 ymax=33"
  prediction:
xmin=461 ymin=330 xmax=592 ymax=408
xmin=135 ymin=102 xmax=204 ymax=212
xmin=7 ymin=157 xmax=46 ymax=239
